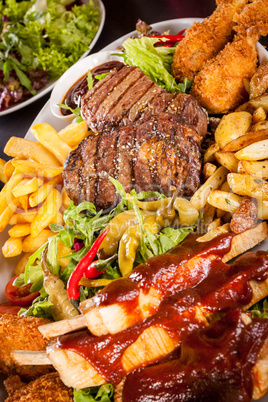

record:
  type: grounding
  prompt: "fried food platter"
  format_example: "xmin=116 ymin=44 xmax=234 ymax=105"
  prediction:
xmin=1 ymin=14 xmax=268 ymax=402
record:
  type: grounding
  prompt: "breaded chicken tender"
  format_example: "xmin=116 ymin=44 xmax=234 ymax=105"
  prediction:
xmin=171 ymin=0 xmax=248 ymax=82
xmin=191 ymin=30 xmax=258 ymax=114
xmin=191 ymin=0 xmax=268 ymax=114
xmin=0 ymin=314 xmax=52 ymax=380
xmin=4 ymin=373 xmax=73 ymax=402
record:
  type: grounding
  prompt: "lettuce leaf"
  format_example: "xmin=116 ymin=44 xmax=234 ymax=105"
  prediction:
xmin=73 ymin=384 xmax=114 ymax=402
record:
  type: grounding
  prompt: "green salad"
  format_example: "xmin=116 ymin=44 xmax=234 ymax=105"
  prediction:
xmin=0 ymin=0 xmax=100 ymax=110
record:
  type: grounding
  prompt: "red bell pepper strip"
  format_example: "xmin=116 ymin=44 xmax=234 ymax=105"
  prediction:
xmin=67 ymin=228 xmax=109 ymax=300
xmin=151 ymin=30 xmax=186 ymax=47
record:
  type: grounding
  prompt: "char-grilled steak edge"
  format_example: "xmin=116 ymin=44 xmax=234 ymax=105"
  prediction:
xmin=63 ymin=65 xmax=208 ymax=211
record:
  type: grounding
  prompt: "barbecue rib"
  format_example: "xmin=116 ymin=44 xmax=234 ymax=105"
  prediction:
xmin=63 ymin=65 xmax=207 ymax=210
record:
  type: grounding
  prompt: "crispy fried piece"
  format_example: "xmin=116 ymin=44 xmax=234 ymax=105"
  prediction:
xmin=249 ymin=61 xmax=268 ymax=100
xmin=171 ymin=0 xmax=248 ymax=82
xmin=4 ymin=372 xmax=73 ymax=402
xmin=0 ymin=314 xmax=52 ymax=380
xmin=230 ymin=196 xmax=258 ymax=234
xmin=191 ymin=0 xmax=268 ymax=114
xmin=191 ymin=31 xmax=258 ymax=114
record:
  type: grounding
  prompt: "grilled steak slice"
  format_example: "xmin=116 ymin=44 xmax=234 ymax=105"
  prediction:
xmin=63 ymin=113 xmax=202 ymax=210
xmin=81 ymin=65 xmax=208 ymax=137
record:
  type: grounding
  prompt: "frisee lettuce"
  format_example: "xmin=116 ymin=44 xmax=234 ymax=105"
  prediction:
xmin=118 ymin=36 xmax=192 ymax=93
xmin=73 ymin=383 xmax=114 ymax=402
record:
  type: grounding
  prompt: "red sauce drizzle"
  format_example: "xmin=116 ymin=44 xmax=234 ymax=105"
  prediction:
xmin=57 ymin=233 xmax=268 ymax=390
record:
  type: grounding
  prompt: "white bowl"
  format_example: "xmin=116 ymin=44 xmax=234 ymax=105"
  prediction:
xmin=50 ymin=50 xmax=124 ymax=121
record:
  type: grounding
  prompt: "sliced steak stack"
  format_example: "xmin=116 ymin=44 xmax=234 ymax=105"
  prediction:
xmin=63 ymin=65 xmax=208 ymax=211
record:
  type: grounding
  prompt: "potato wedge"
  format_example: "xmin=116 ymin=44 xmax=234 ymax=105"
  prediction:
xmin=252 ymin=107 xmax=266 ymax=124
xmin=31 ymin=189 xmax=62 ymax=238
xmin=207 ymin=190 xmax=242 ymax=213
xmin=191 ymin=166 xmax=228 ymax=211
xmin=242 ymin=160 xmax=268 ymax=180
xmin=235 ymin=139 xmax=268 ymax=161
xmin=215 ymin=111 xmax=252 ymax=149
xmin=31 ymin=123 xmax=72 ymax=165
xmin=2 ymin=237 xmax=23 ymax=258
xmin=203 ymin=142 xmax=220 ymax=164
xmin=203 ymin=163 xmax=217 ymax=180
xmin=58 ymin=121 xmax=89 ymax=148
xmin=227 ymin=173 xmax=268 ymax=200
xmin=4 ymin=137 xmax=61 ymax=166
xmin=222 ymin=129 xmax=268 ymax=153
xmin=215 ymin=151 xmax=239 ymax=173
xmin=250 ymin=62 xmax=268 ymax=100
xmin=252 ymin=121 xmax=268 ymax=131
xmin=197 ymin=223 xmax=230 ymax=242
xmin=11 ymin=160 xmax=63 ymax=178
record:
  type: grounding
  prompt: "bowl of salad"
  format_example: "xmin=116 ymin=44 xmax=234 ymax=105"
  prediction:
xmin=0 ymin=0 xmax=105 ymax=116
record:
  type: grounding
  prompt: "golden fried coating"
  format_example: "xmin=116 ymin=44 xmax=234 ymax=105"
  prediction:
xmin=234 ymin=0 xmax=268 ymax=32
xmin=4 ymin=373 xmax=73 ymax=402
xmin=0 ymin=314 xmax=52 ymax=380
xmin=190 ymin=31 xmax=258 ymax=114
xmin=171 ymin=0 xmax=248 ymax=82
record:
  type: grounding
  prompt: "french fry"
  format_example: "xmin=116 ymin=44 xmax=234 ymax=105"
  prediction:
xmin=11 ymin=160 xmax=63 ymax=178
xmin=215 ymin=151 xmax=239 ymax=173
xmin=227 ymin=173 xmax=268 ymax=200
xmin=0 ymin=158 xmax=7 ymax=183
xmin=9 ymin=210 xmax=37 ymax=225
xmin=2 ymin=237 xmax=23 ymax=258
xmin=214 ymin=111 xmax=252 ymax=149
xmin=29 ymin=175 xmax=62 ymax=208
xmin=235 ymin=139 xmax=268 ymax=161
xmin=12 ymin=177 xmax=43 ymax=198
xmin=31 ymin=123 xmax=72 ymax=165
xmin=197 ymin=223 xmax=230 ymax=242
xmin=8 ymin=223 xmax=31 ymax=238
xmin=190 ymin=166 xmax=228 ymax=211
xmin=57 ymin=240 xmax=72 ymax=270
xmin=207 ymin=218 xmax=222 ymax=233
xmin=203 ymin=163 xmax=217 ymax=180
xmin=0 ymin=206 xmax=16 ymax=232
xmin=17 ymin=195 xmax=29 ymax=210
xmin=4 ymin=159 xmax=15 ymax=182
xmin=14 ymin=252 xmax=32 ymax=275
xmin=22 ymin=229 xmax=53 ymax=253
xmin=4 ymin=137 xmax=61 ymax=166
xmin=0 ymin=172 xmax=23 ymax=216
xmin=61 ymin=187 xmax=71 ymax=210
xmin=222 ymin=129 xmax=268 ymax=153
xmin=203 ymin=142 xmax=220 ymax=164
xmin=31 ymin=189 xmax=62 ymax=238
xmin=58 ymin=121 xmax=89 ymax=148
xmin=54 ymin=211 xmax=64 ymax=226
xmin=207 ymin=190 xmax=242 ymax=213
xmin=242 ymin=160 xmax=268 ymax=180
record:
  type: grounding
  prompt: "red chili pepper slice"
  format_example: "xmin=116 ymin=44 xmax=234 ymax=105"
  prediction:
xmin=151 ymin=30 xmax=186 ymax=47
xmin=67 ymin=228 xmax=110 ymax=300
xmin=5 ymin=275 xmax=40 ymax=307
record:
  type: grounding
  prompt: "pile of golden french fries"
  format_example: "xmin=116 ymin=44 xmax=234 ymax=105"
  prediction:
xmin=0 ymin=120 xmax=90 ymax=274
xmin=191 ymin=93 xmax=268 ymax=240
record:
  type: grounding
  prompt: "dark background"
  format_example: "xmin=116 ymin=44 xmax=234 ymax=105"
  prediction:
xmin=0 ymin=0 xmax=267 ymax=160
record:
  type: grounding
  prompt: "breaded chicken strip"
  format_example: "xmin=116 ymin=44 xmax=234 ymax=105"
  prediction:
xmin=0 ymin=314 xmax=52 ymax=380
xmin=191 ymin=30 xmax=258 ymax=114
xmin=4 ymin=373 xmax=73 ymax=402
xmin=191 ymin=0 xmax=268 ymax=114
xmin=171 ymin=0 xmax=248 ymax=82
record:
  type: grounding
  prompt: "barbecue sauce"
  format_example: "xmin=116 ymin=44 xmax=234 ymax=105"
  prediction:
xmin=61 ymin=61 xmax=124 ymax=116
xmin=122 ymin=310 xmax=268 ymax=402
xmin=57 ymin=233 xmax=268 ymax=396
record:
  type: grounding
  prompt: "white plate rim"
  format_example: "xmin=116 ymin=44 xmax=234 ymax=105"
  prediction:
xmin=1 ymin=17 xmax=268 ymax=402
xmin=0 ymin=0 xmax=105 ymax=117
